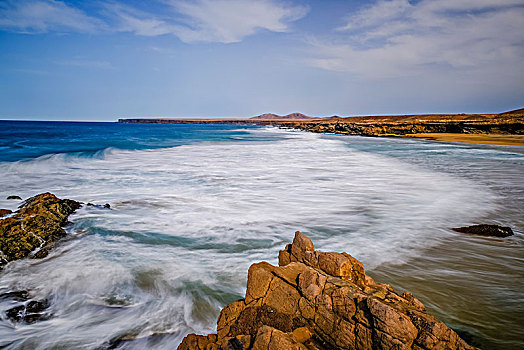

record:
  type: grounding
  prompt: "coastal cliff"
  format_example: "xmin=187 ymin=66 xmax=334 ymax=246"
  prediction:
xmin=178 ymin=232 xmax=477 ymax=350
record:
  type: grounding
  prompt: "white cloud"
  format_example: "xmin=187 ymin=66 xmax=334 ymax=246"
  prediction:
xmin=0 ymin=0 xmax=101 ymax=33
xmin=106 ymin=0 xmax=308 ymax=43
xmin=169 ymin=0 xmax=308 ymax=43
xmin=0 ymin=0 xmax=308 ymax=43
xmin=310 ymin=0 xmax=524 ymax=79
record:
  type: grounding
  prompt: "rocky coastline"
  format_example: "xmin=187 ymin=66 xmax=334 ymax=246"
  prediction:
xmin=178 ymin=232 xmax=478 ymax=350
xmin=0 ymin=194 xmax=514 ymax=348
xmin=279 ymin=115 xmax=523 ymax=137
xmin=118 ymin=109 xmax=524 ymax=146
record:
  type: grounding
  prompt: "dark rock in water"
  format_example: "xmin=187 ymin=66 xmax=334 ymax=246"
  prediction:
xmin=0 ymin=290 xmax=30 ymax=302
xmin=5 ymin=299 xmax=51 ymax=323
xmin=87 ymin=202 xmax=111 ymax=209
xmin=178 ymin=231 xmax=478 ymax=350
xmin=0 ymin=192 xmax=81 ymax=266
xmin=0 ymin=209 xmax=12 ymax=217
xmin=453 ymin=224 xmax=514 ymax=237
xmin=6 ymin=195 xmax=22 ymax=200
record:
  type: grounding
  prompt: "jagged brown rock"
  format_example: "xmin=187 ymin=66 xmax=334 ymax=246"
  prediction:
xmin=178 ymin=232 xmax=478 ymax=350
xmin=0 ymin=192 xmax=81 ymax=266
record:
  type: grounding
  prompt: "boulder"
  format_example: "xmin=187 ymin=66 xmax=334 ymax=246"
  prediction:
xmin=6 ymin=195 xmax=22 ymax=200
xmin=1 ymin=290 xmax=51 ymax=324
xmin=0 ymin=192 xmax=81 ymax=266
xmin=0 ymin=209 xmax=12 ymax=217
xmin=179 ymin=231 xmax=478 ymax=350
xmin=6 ymin=299 xmax=51 ymax=323
xmin=452 ymin=224 xmax=514 ymax=237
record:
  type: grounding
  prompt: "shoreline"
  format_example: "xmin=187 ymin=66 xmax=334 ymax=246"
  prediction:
xmin=118 ymin=109 xmax=524 ymax=147
xmin=398 ymin=133 xmax=524 ymax=146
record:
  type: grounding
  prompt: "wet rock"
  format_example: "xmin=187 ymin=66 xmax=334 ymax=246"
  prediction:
xmin=179 ymin=231 xmax=478 ymax=350
xmin=0 ymin=192 xmax=81 ymax=266
xmin=87 ymin=202 xmax=111 ymax=209
xmin=0 ymin=290 xmax=30 ymax=301
xmin=452 ymin=224 xmax=514 ymax=237
xmin=5 ymin=299 xmax=51 ymax=323
xmin=6 ymin=195 xmax=22 ymax=200
xmin=0 ymin=209 xmax=12 ymax=217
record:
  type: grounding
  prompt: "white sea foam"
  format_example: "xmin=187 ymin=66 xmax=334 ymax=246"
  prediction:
xmin=0 ymin=128 xmax=502 ymax=349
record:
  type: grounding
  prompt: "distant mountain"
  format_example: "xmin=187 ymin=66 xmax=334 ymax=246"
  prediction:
xmin=250 ymin=112 xmax=315 ymax=120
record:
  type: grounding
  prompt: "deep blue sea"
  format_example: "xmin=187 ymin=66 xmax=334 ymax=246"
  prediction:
xmin=0 ymin=120 xmax=522 ymax=349
xmin=0 ymin=121 xmax=271 ymax=162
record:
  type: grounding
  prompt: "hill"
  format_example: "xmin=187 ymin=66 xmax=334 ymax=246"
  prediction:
xmin=250 ymin=112 xmax=315 ymax=120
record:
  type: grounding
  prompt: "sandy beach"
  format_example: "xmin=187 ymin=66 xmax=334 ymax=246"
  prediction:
xmin=403 ymin=133 xmax=524 ymax=146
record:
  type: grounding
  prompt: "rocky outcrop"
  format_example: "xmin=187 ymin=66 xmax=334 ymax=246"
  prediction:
xmin=0 ymin=209 xmax=12 ymax=218
xmin=178 ymin=232 xmax=477 ymax=350
xmin=282 ymin=118 xmax=524 ymax=137
xmin=0 ymin=192 xmax=81 ymax=266
xmin=452 ymin=224 xmax=514 ymax=237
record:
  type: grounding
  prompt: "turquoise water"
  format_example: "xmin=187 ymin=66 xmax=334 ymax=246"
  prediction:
xmin=0 ymin=121 xmax=522 ymax=349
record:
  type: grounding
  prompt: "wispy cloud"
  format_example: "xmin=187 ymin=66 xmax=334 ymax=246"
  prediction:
xmin=309 ymin=0 xmax=524 ymax=78
xmin=102 ymin=3 xmax=176 ymax=37
xmin=0 ymin=0 xmax=101 ymax=33
xmin=0 ymin=0 xmax=308 ymax=43
xmin=107 ymin=0 xmax=308 ymax=43
xmin=168 ymin=0 xmax=309 ymax=43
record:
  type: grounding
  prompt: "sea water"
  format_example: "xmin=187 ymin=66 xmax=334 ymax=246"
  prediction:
xmin=0 ymin=121 xmax=522 ymax=349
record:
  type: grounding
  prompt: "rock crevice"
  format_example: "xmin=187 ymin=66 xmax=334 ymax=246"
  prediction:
xmin=179 ymin=231 xmax=477 ymax=350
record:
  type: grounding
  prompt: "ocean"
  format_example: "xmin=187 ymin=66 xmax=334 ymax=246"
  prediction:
xmin=0 ymin=120 xmax=522 ymax=349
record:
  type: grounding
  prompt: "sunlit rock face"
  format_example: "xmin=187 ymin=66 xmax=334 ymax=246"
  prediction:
xmin=0 ymin=192 xmax=81 ymax=266
xmin=178 ymin=231 xmax=478 ymax=350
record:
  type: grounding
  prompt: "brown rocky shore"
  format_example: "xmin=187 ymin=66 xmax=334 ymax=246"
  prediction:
xmin=0 ymin=193 xmax=81 ymax=266
xmin=178 ymin=232 xmax=477 ymax=350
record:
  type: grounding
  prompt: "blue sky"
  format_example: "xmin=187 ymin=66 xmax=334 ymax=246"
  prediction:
xmin=0 ymin=0 xmax=523 ymax=121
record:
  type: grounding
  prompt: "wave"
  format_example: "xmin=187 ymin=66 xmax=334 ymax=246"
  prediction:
xmin=0 ymin=128 xmax=511 ymax=349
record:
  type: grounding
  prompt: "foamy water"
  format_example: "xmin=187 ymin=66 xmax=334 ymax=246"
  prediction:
xmin=0 ymin=127 xmax=522 ymax=349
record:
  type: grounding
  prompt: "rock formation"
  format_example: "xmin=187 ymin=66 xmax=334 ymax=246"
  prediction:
xmin=0 ymin=209 xmax=12 ymax=218
xmin=179 ymin=232 xmax=477 ymax=350
xmin=452 ymin=224 xmax=513 ymax=237
xmin=0 ymin=192 xmax=81 ymax=266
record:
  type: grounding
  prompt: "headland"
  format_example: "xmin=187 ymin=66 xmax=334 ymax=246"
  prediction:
xmin=118 ymin=109 xmax=524 ymax=146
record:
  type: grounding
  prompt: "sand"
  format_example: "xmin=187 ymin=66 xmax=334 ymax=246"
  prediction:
xmin=403 ymin=133 xmax=524 ymax=146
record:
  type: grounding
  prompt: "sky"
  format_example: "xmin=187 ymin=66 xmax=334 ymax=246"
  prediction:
xmin=0 ymin=0 xmax=523 ymax=121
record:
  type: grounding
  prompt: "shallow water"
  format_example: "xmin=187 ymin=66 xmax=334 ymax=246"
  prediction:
xmin=0 ymin=123 xmax=522 ymax=349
